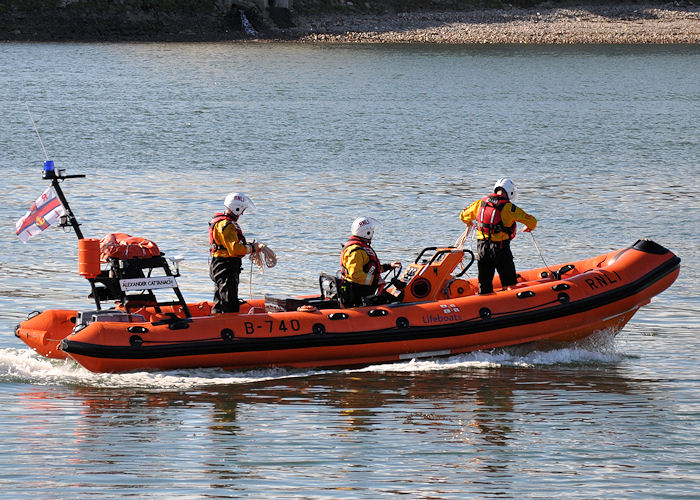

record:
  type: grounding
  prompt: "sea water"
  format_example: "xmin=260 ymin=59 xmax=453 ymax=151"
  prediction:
xmin=0 ymin=43 xmax=698 ymax=498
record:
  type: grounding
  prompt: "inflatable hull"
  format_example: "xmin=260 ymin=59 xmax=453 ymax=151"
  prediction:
xmin=16 ymin=240 xmax=680 ymax=373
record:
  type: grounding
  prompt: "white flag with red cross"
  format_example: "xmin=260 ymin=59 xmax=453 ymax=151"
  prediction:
xmin=15 ymin=186 xmax=66 ymax=243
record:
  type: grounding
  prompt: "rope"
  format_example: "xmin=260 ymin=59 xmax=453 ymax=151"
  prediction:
xmin=248 ymin=242 xmax=277 ymax=300
xmin=249 ymin=256 xmax=254 ymax=300
xmin=250 ymin=243 xmax=277 ymax=274
xmin=530 ymin=232 xmax=554 ymax=276
xmin=454 ymin=224 xmax=475 ymax=271
xmin=454 ymin=224 xmax=473 ymax=249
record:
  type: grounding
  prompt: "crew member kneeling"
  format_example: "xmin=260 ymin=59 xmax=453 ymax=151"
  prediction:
xmin=339 ymin=217 xmax=400 ymax=307
xmin=209 ymin=192 xmax=263 ymax=313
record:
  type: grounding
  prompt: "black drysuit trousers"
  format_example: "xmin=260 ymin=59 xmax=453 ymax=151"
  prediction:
xmin=477 ymin=239 xmax=517 ymax=294
xmin=210 ymin=256 xmax=242 ymax=313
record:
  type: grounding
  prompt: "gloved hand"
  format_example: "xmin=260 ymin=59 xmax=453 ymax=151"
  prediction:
xmin=391 ymin=261 xmax=401 ymax=268
xmin=523 ymin=227 xmax=534 ymax=233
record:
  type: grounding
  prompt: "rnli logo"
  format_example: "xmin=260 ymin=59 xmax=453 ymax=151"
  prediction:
xmin=34 ymin=215 xmax=49 ymax=229
xmin=422 ymin=304 xmax=462 ymax=324
xmin=584 ymin=270 xmax=623 ymax=290
xmin=358 ymin=219 xmax=369 ymax=227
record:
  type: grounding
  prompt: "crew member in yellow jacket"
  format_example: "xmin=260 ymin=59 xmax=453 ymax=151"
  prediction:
xmin=460 ymin=178 xmax=537 ymax=294
xmin=340 ymin=217 xmax=400 ymax=307
xmin=209 ymin=192 xmax=263 ymax=313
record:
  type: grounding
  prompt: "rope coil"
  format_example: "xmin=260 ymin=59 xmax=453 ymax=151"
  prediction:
xmin=248 ymin=243 xmax=277 ymax=299
xmin=250 ymin=243 xmax=277 ymax=274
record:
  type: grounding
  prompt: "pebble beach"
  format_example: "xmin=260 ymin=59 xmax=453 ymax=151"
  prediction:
xmin=286 ymin=4 xmax=700 ymax=43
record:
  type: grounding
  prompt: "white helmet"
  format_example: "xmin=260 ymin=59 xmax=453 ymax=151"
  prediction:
xmin=224 ymin=192 xmax=256 ymax=216
xmin=494 ymin=178 xmax=518 ymax=203
xmin=351 ymin=217 xmax=378 ymax=240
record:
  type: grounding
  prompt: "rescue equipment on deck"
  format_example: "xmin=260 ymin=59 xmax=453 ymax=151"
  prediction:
xmin=78 ymin=238 xmax=101 ymax=279
xmin=100 ymin=233 xmax=160 ymax=261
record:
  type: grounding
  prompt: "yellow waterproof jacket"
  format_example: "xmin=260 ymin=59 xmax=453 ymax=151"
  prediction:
xmin=341 ymin=239 xmax=381 ymax=286
xmin=210 ymin=216 xmax=251 ymax=258
xmin=460 ymin=198 xmax=537 ymax=242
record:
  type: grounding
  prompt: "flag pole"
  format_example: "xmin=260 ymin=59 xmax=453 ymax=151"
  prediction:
xmin=39 ymin=153 xmax=106 ymax=309
xmin=42 ymin=162 xmax=85 ymax=240
xmin=26 ymin=104 xmax=102 ymax=308
xmin=42 ymin=163 xmax=103 ymax=308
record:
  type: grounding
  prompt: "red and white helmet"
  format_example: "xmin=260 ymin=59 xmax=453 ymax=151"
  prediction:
xmin=351 ymin=217 xmax=378 ymax=240
xmin=224 ymin=192 xmax=256 ymax=216
xmin=494 ymin=178 xmax=518 ymax=202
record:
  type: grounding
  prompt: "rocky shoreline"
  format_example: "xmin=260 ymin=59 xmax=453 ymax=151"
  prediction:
xmin=1 ymin=1 xmax=698 ymax=43
xmin=286 ymin=5 xmax=700 ymax=44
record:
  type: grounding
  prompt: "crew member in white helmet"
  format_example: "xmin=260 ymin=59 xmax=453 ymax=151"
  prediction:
xmin=459 ymin=178 xmax=537 ymax=294
xmin=339 ymin=217 xmax=400 ymax=307
xmin=209 ymin=192 xmax=263 ymax=313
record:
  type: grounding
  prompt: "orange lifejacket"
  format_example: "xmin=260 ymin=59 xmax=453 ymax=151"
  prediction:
xmin=477 ymin=194 xmax=516 ymax=240
xmin=341 ymin=236 xmax=381 ymax=286
xmin=209 ymin=212 xmax=246 ymax=255
xmin=99 ymin=233 xmax=160 ymax=262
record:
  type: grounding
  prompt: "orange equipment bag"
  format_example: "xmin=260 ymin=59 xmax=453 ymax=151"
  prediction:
xmin=99 ymin=233 xmax=160 ymax=262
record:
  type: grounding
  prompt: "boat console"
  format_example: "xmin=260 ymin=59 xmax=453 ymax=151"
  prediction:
xmin=310 ymin=246 xmax=476 ymax=310
xmin=389 ymin=246 xmax=475 ymax=302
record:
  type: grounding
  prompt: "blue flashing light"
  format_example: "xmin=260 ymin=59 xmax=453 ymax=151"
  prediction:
xmin=42 ymin=160 xmax=55 ymax=179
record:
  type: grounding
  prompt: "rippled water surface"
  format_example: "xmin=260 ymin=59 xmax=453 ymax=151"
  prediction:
xmin=1 ymin=43 xmax=699 ymax=498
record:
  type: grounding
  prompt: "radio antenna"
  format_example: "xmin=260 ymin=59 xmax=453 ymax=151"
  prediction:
xmin=25 ymin=103 xmax=49 ymax=161
xmin=24 ymin=103 xmax=87 ymax=241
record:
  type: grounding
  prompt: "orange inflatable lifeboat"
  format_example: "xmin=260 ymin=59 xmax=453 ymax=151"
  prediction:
xmin=16 ymin=239 xmax=680 ymax=374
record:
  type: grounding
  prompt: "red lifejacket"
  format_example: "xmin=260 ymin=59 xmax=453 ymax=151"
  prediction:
xmin=209 ymin=212 xmax=246 ymax=255
xmin=477 ymin=194 xmax=516 ymax=240
xmin=341 ymin=236 xmax=382 ymax=286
